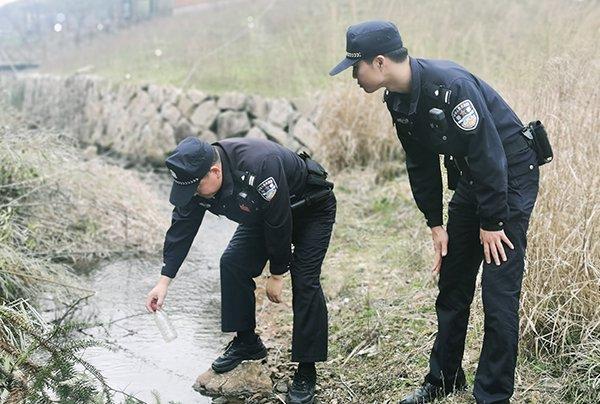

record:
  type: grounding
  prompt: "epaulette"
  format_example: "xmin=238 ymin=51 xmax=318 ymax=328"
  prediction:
xmin=422 ymin=82 xmax=452 ymax=108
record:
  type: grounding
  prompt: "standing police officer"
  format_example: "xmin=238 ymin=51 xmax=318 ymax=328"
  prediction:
xmin=145 ymin=136 xmax=336 ymax=404
xmin=330 ymin=21 xmax=541 ymax=404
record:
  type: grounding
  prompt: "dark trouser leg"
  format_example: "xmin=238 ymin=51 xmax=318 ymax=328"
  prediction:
xmin=474 ymin=165 xmax=539 ymax=404
xmin=473 ymin=218 xmax=527 ymax=404
xmin=290 ymin=193 xmax=336 ymax=362
xmin=426 ymin=182 xmax=483 ymax=390
xmin=220 ymin=224 xmax=268 ymax=332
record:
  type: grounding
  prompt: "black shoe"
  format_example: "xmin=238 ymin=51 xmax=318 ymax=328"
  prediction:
xmin=286 ymin=370 xmax=316 ymax=404
xmin=399 ymin=382 xmax=456 ymax=404
xmin=211 ymin=336 xmax=267 ymax=373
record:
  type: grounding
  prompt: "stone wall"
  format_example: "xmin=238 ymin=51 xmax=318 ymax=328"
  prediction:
xmin=0 ymin=74 xmax=320 ymax=165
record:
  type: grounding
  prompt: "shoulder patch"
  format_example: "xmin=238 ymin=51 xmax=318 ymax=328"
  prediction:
xmin=451 ymin=99 xmax=479 ymax=131
xmin=257 ymin=177 xmax=278 ymax=201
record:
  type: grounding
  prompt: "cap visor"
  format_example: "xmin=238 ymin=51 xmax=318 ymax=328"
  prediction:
xmin=169 ymin=181 xmax=198 ymax=207
xmin=329 ymin=57 xmax=358 ymax=76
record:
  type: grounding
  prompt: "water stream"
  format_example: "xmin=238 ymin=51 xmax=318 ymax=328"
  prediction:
xmin=80 ymin=212 xmax=237 ymax=403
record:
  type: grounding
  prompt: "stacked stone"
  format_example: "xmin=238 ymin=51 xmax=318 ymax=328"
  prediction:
xmin=0 ymin=73 xmax=320 ymax=165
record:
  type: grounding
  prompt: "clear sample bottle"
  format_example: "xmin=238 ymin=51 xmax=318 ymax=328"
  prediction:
xmin=153 ymin=309 xmax=178 ymax=342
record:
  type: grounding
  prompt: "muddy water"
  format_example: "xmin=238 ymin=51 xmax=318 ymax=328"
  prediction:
xmin=81 ymin=213 xmax=237 ymax=403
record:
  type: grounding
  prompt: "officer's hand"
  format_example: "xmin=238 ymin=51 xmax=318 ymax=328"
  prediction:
xmin=480 ymin=229 xmax=514 ymax=266
xmin=431 ymin=226 xmax=448 ymax=275
xmin=266 ymin=275 xmax=284 ymax=303
xmin=145 ymin=276 xmax=171 ymax=313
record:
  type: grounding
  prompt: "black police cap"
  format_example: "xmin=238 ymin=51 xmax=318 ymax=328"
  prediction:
xmin=165 ymin=137 xmax=215 ymax=207
xmin=329 ymin=20 xmax=403 ymax=76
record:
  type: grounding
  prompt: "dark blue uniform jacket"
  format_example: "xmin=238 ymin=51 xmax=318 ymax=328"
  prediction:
xmin=386 ymin=57 xmax=533 ymax=231
xmin=160 ymin=138 xmax=308 ymax=278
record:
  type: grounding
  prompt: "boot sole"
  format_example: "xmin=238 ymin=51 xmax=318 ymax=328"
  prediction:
xmin=285 ymin=395 xmax=315 ymax=404
xmin=211 ymin=348 xmax=267 ymax=374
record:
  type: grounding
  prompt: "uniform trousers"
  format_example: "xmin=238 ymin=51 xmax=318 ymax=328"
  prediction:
xmin=220 ymin=193 xmax=336 ymax=362
xmin=425 ymin=148 xmax=540 ymax=404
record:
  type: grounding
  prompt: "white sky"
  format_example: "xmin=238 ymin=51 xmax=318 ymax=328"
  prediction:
xmin=0 ymin=0 xmax=21 ymax=7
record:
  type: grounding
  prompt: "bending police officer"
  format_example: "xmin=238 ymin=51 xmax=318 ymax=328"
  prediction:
xmin=330 ymin=21 xmax=542 ymax=404
xmin=145 ymin=136 xmax=336 ymax=404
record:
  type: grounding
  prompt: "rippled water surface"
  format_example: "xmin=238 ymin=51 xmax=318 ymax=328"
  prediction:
xmin=82 ymin=213 xmax=237 ymax=403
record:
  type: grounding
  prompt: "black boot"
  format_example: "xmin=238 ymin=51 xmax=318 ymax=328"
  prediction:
xmin=399 ymin=382 xmax=464 ymax=404
xmin=286 ymin=367 xmax=316 ymax=404
xmin=211 ymin=335 xmax=267 ymax=373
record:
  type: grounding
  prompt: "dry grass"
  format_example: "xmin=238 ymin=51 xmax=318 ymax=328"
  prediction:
xmin=0 ymin=105 xmax=169 ymax=302
xmin=313 ymin=83 xmax=402 ymax=173
xmin=516 ymin=55 xmax=600 ymax=400
xmin=275 ymin=1 xmax=599 ymax=402
xmin=0 ymin=130 xmax=168 ymax=262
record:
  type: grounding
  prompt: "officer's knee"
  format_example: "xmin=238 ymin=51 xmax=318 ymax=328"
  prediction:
xmin=291 ymin=273 xmax=322 ymax=292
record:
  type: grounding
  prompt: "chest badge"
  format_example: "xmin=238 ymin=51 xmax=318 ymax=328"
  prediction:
xmin=397 ymin=117 xmax=410 ymax=124
xmin=239 ymin=203 xmax=251 ymax=213
xmin=451 ymin=99 xmax=479 ymax=131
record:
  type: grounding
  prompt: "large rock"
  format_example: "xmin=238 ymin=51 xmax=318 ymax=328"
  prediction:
xmin=164 ymin=86 xmax=181 ymax=105
xmin=177 ymin=94 xmax=195 ymax=117
xmin=199 ymin=129 xmax=218 ymax=143
xmin=190 ymin=100 xmax=220 ymax=130
xmin=246 ymin=95 xmax=269 ymax=120
xmin=127 ymin=90 xmax=156 ymax=132
xmin=179 ymin=90 xmax=209 ymax=118
xmin=217 ymin=92 xmax=247 ymax=111
xmin=291 ymin=117 xmax=320 ymax=152
xmin=147 ymin=84 xmax=164 ymax=105
xmin=162 ymin=122 xmax=175 ymax=148
xmin=103 ymin=91 xmax=141 ymax=150
xmin=216 ymin=111 xmax=251 ymax=139
xmin=287 ymin=111 xmax=302 ymax=130
xmin=286 ymin=138 xmax=304 ymax=153
xmin=161 ymin=102 xmax=182 ymax=126
xmin=193 ymin=362 xmax=272 ymax=399
xmin=246 ymin=126 xmax=267 ymax=140
xmin=253 ymin=119 xmax=290 ymax=146
xmin=133 ymin=117 xmax=177 ymax=165
xmin=267 ymin=98 xmax=295 ymax=128
xmin=173 ymin=119 xmax=198 ymax=143
xmin=187 ymin=89 xmax=208 ymax=105
xmin=147 ymin=84 xmax=180 ymax=106
xmin=128 ymin=90 xmax=155 ymax=117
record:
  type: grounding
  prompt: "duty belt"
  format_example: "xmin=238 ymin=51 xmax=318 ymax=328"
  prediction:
xmin=291 ymin=152 xmax=334 ymax=210
xmin=451 ymin=132 xmax=532 ymax=176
